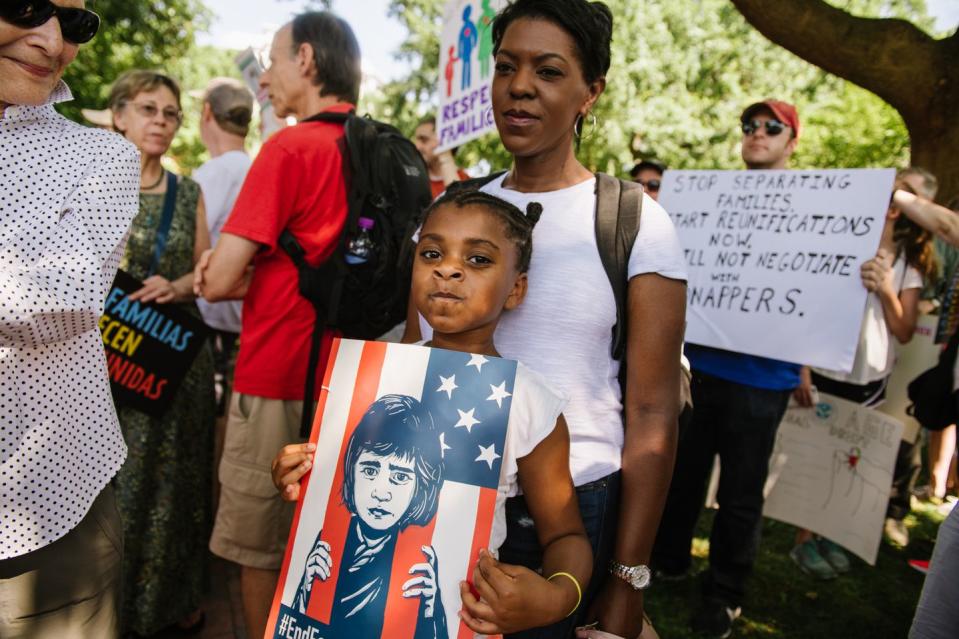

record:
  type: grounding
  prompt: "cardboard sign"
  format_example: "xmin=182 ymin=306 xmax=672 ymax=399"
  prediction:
xmin=266 ymin=339 xmax=516 ymax=639
xmin=659 ymin=169 xmax=895 ymax=371
xmin=763 ymin=395 xmax=903 ymax=564
xmin=435 ymin=0 xmax=507 ymax=152
xmin=99 ymin=270 xmax=211 ymax=416
xmin=236 ymin=47 xmax=286 ymax=138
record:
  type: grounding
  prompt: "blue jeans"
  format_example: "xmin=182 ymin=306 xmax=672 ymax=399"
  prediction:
xmin=498 ymin=472 xmax=621 ymax=639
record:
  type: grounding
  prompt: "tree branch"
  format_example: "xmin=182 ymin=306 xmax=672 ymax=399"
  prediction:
xmin=729 ymin=0 xmax=943 ymax=122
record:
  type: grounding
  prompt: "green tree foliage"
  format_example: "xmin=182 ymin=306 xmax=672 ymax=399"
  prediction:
xmin=373 ymin=0 xmax=934 ymax=176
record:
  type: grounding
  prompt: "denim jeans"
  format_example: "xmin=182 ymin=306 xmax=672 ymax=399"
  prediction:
xmin=499 ymin=472 xmax=621 ymax=639
xmin=652 ymin=371 xmax=791 ymax=607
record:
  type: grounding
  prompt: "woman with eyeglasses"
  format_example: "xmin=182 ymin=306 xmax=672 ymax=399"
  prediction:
xmin=1 ymin=2 xmax=139 ymax=638
xmin=106 ymin=70 xmax=215 ymax=636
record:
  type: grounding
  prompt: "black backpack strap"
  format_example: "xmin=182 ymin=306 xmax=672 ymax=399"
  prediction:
xmin=594 ymin=173 xmax=643 ymax=362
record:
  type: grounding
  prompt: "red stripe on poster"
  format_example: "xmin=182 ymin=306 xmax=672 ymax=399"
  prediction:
xmin=458 ymin=487 xmax=500 ymax=639
xmin=382 ymin=517 xmax=439 ymax=638
xmin=264 ymin=337 xmax=342 ymax=638
xmin=306 ymin=340 xmax=389 ymax=623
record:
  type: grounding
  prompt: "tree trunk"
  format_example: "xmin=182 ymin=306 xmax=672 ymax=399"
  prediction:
xmin=730 ymin=0 xmax=959 ymax=203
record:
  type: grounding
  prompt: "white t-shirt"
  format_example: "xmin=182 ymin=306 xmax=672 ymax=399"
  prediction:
xmin=420 ymin=174 xmax=687 ymax=486
xmin=815 ymin=254 xmax=923 ymax=385
xmin=193 ymin=150 xmax=251 ymax=333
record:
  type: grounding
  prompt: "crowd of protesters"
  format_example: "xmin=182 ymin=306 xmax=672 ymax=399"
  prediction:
xmin=2 ymin=1 xmax=958 ymax=639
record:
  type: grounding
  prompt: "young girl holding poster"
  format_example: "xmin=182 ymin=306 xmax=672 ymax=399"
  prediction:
xmin=791 ymin=172 xmax=938 ymax=578
xmin=272 ymin=188 xmax=593 ymax=637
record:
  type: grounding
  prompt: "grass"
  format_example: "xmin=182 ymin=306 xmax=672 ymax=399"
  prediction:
xmin=644 ymin=499 xmax=950 ymax=638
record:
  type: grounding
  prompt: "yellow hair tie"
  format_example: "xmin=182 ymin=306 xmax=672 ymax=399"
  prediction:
xmin=547 ymin=571 xmax=582 ymax=618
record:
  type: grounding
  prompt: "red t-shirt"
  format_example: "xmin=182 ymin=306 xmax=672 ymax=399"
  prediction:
xmin=429 ymin=169 xmax=470 ymax=199
xmin=222 ymin=104 xmax=352 ymax=400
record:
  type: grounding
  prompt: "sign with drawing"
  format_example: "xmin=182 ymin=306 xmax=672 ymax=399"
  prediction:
xmin=266 ymin=339 xmax=516 ymax=639
xmin=762 ymin=394 xmax=903 ymax=564
xmin=659 ymin=169 xmax=895 ymax=371
xmin=436 ymin=0 xmax=507 ymax=152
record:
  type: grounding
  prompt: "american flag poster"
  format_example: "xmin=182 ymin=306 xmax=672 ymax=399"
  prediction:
xmin=266 ymin=339 xmax=516 ymax=639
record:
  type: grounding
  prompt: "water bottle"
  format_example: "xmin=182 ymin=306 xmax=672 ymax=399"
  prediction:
xmin=345 ymin=217 xmax=375 ymax=265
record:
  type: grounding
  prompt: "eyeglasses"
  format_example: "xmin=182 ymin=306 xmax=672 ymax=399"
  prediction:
xmin=125 ymin=102 xmax=183 ymax=126
xmin=635 ymin=178 xmax=661 ymax=192
xmin=742 ymin=119 xmax=787 ymax=137
xmin=0 ymin=0 xmax=100 ymax=45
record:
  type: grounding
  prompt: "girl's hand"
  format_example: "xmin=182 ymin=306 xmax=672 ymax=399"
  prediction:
xmin=860 ymin=249 xmax=893 ymax=293
xmin=458 ymin=549 xmax=572 ymax=634
xmin=271 ymin=443 xmax=316 ymax=501
xmin=129 ymin=275 xmax=177 ymax=304
xmin=403 ymin=546 xmax=440 ymax=618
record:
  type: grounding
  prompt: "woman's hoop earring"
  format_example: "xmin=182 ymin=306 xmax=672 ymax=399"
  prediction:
xmin=574 ymin=114 xmax=585 ymax=139
xmin=581 ymin=111 xmax=598 ymax=141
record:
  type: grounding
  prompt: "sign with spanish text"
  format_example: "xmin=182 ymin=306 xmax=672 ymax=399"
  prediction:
xmin=763 ymin=395 xmax=903 ymax=565
xmin=436 ymin=0 xmax=507 ymax=152
xmin=659 ymin=169 xmax=895 ymax=371
xmin=266 ymin=339 xmax=516 ymax=639
xmin=99 ymin=270 xmax=211 ymax=416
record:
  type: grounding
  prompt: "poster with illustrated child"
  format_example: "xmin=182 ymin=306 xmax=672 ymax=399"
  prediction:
xmin=265 ymin=339 xmax=516 ymax=639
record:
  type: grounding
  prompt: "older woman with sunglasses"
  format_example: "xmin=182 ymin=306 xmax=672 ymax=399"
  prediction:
xmin=0 ymin=2 xmax=140 ymax=638
xmin=106 ymin=70 xmax=216 ymax=636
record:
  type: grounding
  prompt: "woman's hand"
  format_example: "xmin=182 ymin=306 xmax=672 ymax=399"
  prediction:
xmin=403 ymin=546 xmax=441 ymax=618
xmin=129 ymin=275 xmax=177 ymax=304
xmin=860 ymin=249 xmax=893 ymax=294
xmin=271 ymin=443 xmax=316 ymax=501
xmin=458 ymin=549 xmax=572 ymax=634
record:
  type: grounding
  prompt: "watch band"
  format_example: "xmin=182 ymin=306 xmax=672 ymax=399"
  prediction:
xmin=608 ymin=560 xmax=652 ymax=590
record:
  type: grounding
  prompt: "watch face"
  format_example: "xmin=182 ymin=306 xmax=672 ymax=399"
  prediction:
xmin=631 ymin=565 xmax=651 ymax=589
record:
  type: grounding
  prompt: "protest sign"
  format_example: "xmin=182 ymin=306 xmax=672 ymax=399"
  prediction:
xmin=266 ymin=339 xmax=516 ymax=639
xmin=435 ymin=0 xmax=506 ymax=152
xmin=99 ymin=270 xmax=211 ymax=416
xmin=763 ymin=394 xmax=903 ymax=564
xmin=878 ymin=313 xmax=940 ymax=443
xmin=659 ymin=169 xmax=895 ymax=371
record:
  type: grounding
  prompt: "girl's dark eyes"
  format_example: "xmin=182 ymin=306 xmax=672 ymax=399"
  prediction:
xmin=468 ymin=255 xmax=493 ymax=265
xmin=494 ymin=62 xmax=514 ymax=74
xmin=420 ymin=249 xmax=441 ymax=260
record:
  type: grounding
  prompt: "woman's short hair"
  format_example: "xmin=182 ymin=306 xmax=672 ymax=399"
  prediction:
xmin=342 ymin=395 xmax=443 ymax=530
xmin=108 ymin=70 xmax=182 ymax=114
xmin=491 ymin=0 xmax=613 ymax=84
xmin=291 ymin=11 xmax=362 ymax=105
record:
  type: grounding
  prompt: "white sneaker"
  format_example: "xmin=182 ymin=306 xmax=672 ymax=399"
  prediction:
xmin=884 ymin=518 xmax=909 ymax=547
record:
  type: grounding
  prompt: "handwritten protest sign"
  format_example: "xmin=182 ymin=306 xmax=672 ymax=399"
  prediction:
xmin=266 ymin=339 xmax=516 ymax=639
xmin=659 ymin=169 xmax=895 ymax=371
xmin=764 ymin=395 xmax=903 ymax=564
xmin=436 ymin=0 xmax=506 ymax=152
xmin=99 ymin=270 xmax=210 ymax=416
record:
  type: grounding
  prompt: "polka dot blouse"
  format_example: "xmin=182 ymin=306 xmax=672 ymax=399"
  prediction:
xmin=0 ymin=82 xmax=140 ymax=559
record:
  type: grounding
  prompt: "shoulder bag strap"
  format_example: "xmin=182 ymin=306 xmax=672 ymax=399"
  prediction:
xmin=147 ymin=171 xmax=178 ymax=277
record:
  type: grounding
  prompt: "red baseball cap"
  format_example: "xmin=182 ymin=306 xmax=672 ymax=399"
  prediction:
xmin=741 ymin=100 xmax=800 ymax=139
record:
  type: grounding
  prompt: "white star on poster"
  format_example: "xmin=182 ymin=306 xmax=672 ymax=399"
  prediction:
xmin=467 ymin=354 xmax=489 ymax=372
xmin=487 ymin=381 xmax=512 ymax=408
xmin=454 ymin=408 xmax=481 ymax=433
xmin=439 ymin=432 xmax=452 ymax=457
xmin=436 ymin=374 xmax=458 ymax=399
xmin=475 ymin=443 xmax=501 ymax=470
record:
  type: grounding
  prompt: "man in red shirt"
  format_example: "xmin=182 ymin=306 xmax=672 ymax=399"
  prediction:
xmin=194 ymin=11 xmax=361 ymax=638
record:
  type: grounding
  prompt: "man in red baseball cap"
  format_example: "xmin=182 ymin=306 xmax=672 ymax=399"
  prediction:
xmin=738 ymin=99 xmax=800 ymax=170
xmin=652 ymin=98 xmax=804 ymax=638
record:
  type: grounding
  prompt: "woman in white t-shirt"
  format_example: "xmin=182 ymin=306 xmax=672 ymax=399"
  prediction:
xmin=405 ymin=2 xmax=687 ymax=637
xmin=791 ymin=174 xmax=938 ymax=578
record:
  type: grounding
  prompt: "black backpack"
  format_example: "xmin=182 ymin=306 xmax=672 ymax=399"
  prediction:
xmin=907 ymin=327 xmax=959 ymax=431
xmin=280 ymin=111 xmax=432 ymax=436
xmin=449 ymin=171 xmax=693 ymax=417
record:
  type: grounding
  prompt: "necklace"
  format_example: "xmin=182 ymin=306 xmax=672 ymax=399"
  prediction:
xmin=141 ymin=168 xmax=165 ymax=191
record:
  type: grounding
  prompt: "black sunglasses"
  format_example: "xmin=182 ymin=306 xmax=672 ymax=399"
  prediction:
xmin=636 ymin=178 xmax=661 ymax=192
xmin=741 ymin=119 xmax=787 ymax=137
xmin=1 ymin=0 xmax=100 ymax=45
